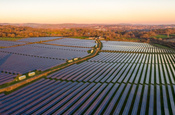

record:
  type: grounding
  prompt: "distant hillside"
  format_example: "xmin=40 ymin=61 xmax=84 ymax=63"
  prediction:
xmin=0 ymin=23 xmax=175 ymax=30
xmin=0 ymin=23 xmax=100 ymax=29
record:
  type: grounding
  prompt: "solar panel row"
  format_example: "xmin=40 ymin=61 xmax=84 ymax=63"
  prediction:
xmin=0 ymin=79 xmax=175 ymax=114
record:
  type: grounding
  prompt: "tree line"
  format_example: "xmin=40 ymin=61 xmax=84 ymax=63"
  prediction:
xmin=0 ymin=25 xmax=175 ymax=42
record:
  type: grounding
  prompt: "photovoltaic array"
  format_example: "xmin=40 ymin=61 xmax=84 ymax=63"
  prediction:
xmin=0 ymin=39 xmax=175 ymax=114
xmin=0 ymin=37 xmax=94 ymax=85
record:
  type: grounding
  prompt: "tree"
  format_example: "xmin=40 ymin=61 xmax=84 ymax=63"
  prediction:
xmin=149 ymin=31 xmax=157 ymax=37
xmin=165 ymin=29 xmax=172 ymax=38
xmin=140 ymin=34 xmax=149 ymax=38
xmin=158 ymin=38 xmax=162 ymax=41
xmin=2 ymin=33 xmax=6 ymax=37
xmin=29 ymin=33 xmax=34 ymax=37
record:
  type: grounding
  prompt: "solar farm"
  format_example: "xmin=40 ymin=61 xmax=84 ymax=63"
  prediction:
xmin=0 ymin=37 xmax=175 ymax=114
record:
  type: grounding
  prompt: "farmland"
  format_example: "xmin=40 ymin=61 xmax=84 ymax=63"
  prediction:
xmin=0 ymin=37 xmax=175 ymax=114
xmin=151 ymin=35 xmax=168 ymax=39
xmin=0 ymin=37 xmax=24 ymax=41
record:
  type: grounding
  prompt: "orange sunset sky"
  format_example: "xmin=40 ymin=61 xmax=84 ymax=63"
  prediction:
xmin=0 ymin=0 xmax=175 ymax=24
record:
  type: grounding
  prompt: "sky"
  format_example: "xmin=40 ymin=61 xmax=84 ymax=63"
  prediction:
xmin=0 ymin=0 xmax=175 ymax=24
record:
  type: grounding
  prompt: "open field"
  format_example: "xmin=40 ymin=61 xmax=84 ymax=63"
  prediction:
xmin=151 ymin=34 xmax=175 ymax=39
xmin=170 ymin=34 xmax=175 ymax=36
xmin=153 ymin=43 xmax=171 ymax=49
xmin=151 ymin=34 xmax=168 ymax=39
xmin=0 ymin=37 xmax=24 ymax=41
xmin=0 ymin=37 xmax=175 ymax=114
xmin=70 ymin=36 xmax=89 ymax=39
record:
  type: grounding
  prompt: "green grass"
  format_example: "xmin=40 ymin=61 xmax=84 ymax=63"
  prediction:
xmin=153 ymin=43 xmax=170 ymax=49
xmin=170 ymin=34 xmax=175 ymax=36
xmin=0 ymin=37 xmax=24 ymax=41
xmin=70 ymin=36 xmax=89 ymax=39
xmin=150 ymin=35 xmax=168 ymax=39
xmin=125 ymin=38 xmax=140 ymax=40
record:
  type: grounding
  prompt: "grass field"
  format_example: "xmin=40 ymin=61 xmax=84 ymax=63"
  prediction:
xmin=170 ymin=34 xmax=175 ymax=36
xmin=125 ymin=38 xmax=140 ymax=41
xmin=151 ymin=34 xmax=168 ymax=39
xmin=0 ymin=37 xmax=24 ymax=41
xmin=70 ymin=36 xmax=89 ymax=39
xmin=152 ymin=43 xmax=170 ymax=49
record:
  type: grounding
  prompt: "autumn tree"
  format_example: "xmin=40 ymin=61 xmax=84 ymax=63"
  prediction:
xmin=165 ymin=29 xmax=172 ymax=38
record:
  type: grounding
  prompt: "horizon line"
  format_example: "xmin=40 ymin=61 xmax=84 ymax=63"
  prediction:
xmin=1 ymin=22 xmax=175 ymax=26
